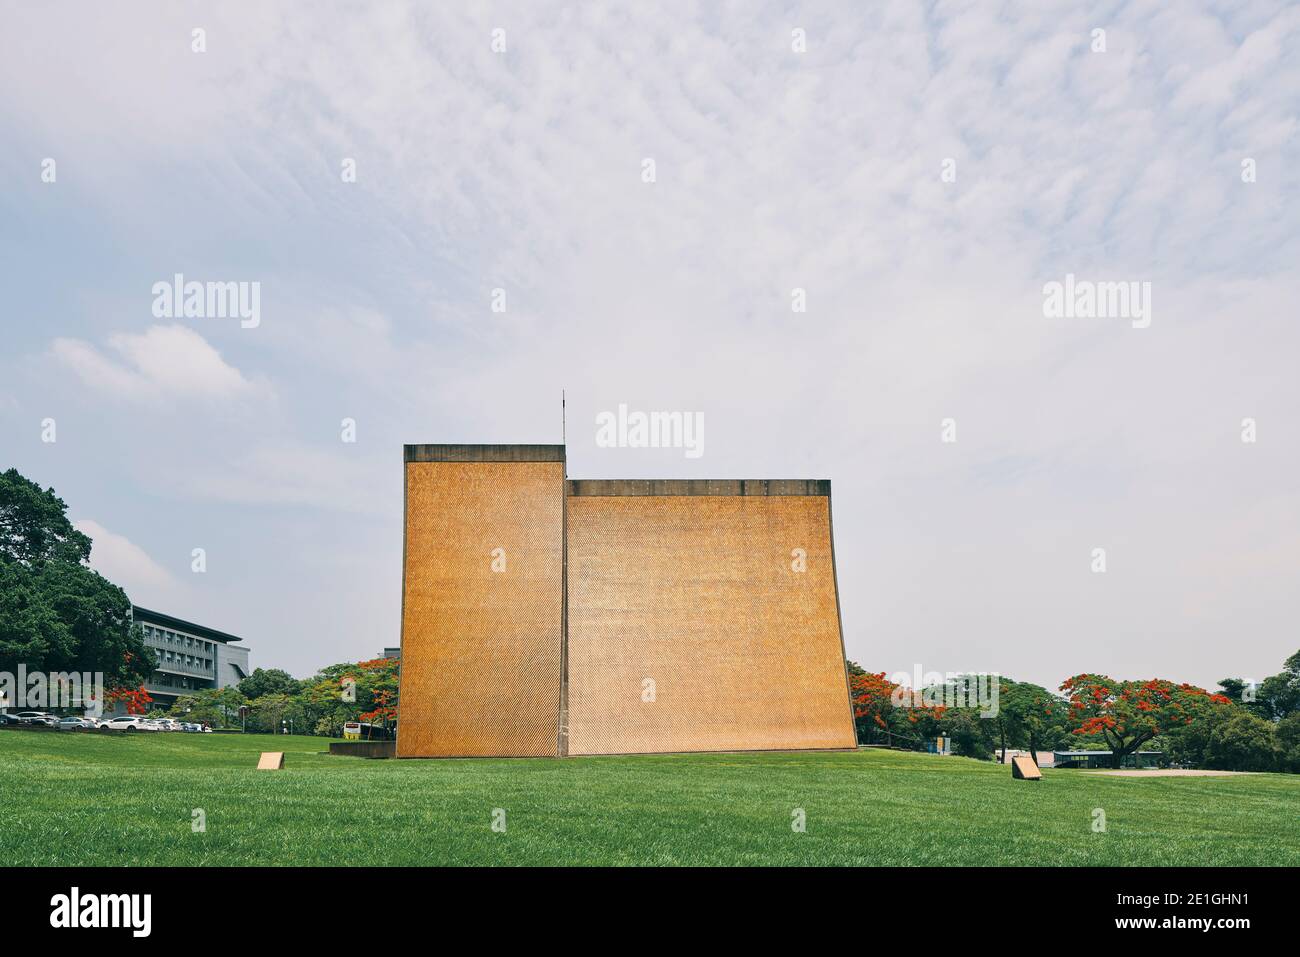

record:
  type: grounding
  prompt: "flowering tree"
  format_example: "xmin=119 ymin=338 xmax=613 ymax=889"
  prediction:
xmin=1061 ymin=674 xmax=1230 ymax=768
xmin=101 ymin=649 xmax=154 ymax=715
xmin=848 ymin=669 xmax=952 ymax=748
xmin=106 ymin=684 xmax=152 ymax=715
xmin=301 ymin=657 xmax=400 ymax=737
xmin=360 ymin=688 xmax=398 ymax=735
xmin=849 ymin=671 xmax=899 ymax=744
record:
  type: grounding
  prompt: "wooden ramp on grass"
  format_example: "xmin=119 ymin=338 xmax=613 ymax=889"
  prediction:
xmin=1012 ymin=754 xmax=1042 ymax=780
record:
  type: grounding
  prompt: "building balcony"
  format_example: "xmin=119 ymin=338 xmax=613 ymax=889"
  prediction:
xmin=153 ymin=660 xmax=215 ymax=680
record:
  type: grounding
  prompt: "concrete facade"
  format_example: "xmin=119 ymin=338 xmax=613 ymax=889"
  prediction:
xmin=128 ymin=606 xmax=250 ymax=713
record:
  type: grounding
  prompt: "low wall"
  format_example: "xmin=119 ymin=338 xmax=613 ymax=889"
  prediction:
xmin=329 ymin=739 xmax=396 ymax=759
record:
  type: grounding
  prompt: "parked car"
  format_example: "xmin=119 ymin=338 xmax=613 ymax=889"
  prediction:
xmin=57 ymin=716 xmax=96 ymax=730
xmin=104 ymin=716 xmax=147 ymax=731
xmin=13 ymin=711 xmax=57 ymax=727
xmin=181 ymin=722 xmax=202 ymax=732
xmin=0 ymin=712 xmax=21 ymax=726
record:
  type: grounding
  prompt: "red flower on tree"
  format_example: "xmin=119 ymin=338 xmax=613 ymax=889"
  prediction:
xmin=1061 ymin=674 xmax=1229 ymax=768
xmin=106 ymin=685 xmax=153 ymax=715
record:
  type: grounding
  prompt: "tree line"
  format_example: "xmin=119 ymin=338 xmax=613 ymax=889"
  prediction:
xmin=153 ymin=660 xmax=398 ymax=737
xmin=848 ymin=657 xmax=1300 ymax=772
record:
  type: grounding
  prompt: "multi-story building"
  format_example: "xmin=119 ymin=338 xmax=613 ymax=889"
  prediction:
xmin=127 ymin=606 xmax=251 ymax=713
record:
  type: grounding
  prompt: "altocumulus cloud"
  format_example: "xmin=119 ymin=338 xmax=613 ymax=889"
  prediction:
xmin=0 ymin=2 xmax=1296 ymax=683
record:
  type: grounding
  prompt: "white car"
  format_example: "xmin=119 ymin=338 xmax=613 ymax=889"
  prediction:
xmin=13 ymin=711 xmax=57 ymax=727
xmin=153 ymin=718 xmax=180 ymax=731
xmin=104 ymin=716 xmax=148 ymax=731
xmin=56 ymin=716 xmax=96 ymax=730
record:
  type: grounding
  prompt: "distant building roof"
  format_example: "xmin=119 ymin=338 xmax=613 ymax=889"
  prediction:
xmin=132 ymin=606 xmax=243 ymax=645
xmin=998 ymin=749 xmax=1055 ymax=767
xmin=1054 ymin=750 xmax=1162 ymax=756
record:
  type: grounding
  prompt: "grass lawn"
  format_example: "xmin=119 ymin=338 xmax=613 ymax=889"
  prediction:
xmin=2 ymin=729 xmax=1296 ymax=866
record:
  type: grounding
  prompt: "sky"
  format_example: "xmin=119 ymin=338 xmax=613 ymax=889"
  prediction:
xmin=1 ymin=1 xmax=1297 ymax=691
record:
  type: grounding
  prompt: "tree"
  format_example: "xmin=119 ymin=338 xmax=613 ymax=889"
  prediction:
xmin=1162 ymin=700 xmax=1226 ymax=768
xmin=0 ymin=467 xmax=93 ymax=564
xmin=249 ymin=692 xmax=297 ymax=734
xmin=105 ymin=684 xmax=153 ymax=715
xmin=210 ymin=686 xmax=247 ymax=727
xmin=846 ymin=670 xmax=960 ymax=752
xmin=1205 ymin=711 xmax=1278 ymax=772
xmin=168 ymin=691 xmax=229 ymax=727
xmin=1219 ymin=651 xmax=1300 ymax=721
xmin=300 ymin=657 xmax=399 ymax=737
xmin=1275 ymin=713 xmax=1300 ymax=773
xmin=998 ymin=680 xmax=1068 ymax=764
xmin=237 ymin=668 xmax=301 ymax=700
xmin=939 ymin=707 xmax=996 ymax=760
xmin=1216 ymin=677 xmax=1251 ymax=707
xmin=0 ymin=468 xmax=153 ymax=697
xmin=1250 ymin=650 xmax=1300 ymax=721
xmin=1061 ymin=674 xmax=1231 ymax=768
xmin=902 ymin=674 xmax=1000 ymax=759
xmin=848 ymin=671 xmax=898 ymax=745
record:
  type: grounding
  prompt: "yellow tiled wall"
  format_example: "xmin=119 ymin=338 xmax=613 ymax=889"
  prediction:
xmin=396 ymin=461 xmax=563 ymax=757
xmin=565 ymin=495 xmax=855 ymax=755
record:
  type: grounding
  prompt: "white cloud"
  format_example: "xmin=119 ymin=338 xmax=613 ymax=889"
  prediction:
xmin=73 ymin=519 xmax=177 ymax=593
xmin=51 ymin=325 xmax=266 ymax=401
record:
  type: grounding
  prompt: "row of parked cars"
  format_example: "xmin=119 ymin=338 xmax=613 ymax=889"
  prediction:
xmin=1 ymin=711 xmax=212 ymax=732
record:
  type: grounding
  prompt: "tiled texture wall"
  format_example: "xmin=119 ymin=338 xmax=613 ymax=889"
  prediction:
xmin=396 ymin=460 xmax=564 ymax=757
xmin=565 ymin=495 xmax=856 ymax=755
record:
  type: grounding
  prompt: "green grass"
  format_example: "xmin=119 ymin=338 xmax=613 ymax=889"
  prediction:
xmin=1 ymin=729 xmax=1297 ymax=866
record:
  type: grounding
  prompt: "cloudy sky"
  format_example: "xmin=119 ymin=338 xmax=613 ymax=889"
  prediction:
xmin=2 ymin=2 xmax=1297 ymax=690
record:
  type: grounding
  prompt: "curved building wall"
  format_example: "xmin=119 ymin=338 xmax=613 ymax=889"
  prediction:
xmin=565 ymin=494 xmax=856 ymax=755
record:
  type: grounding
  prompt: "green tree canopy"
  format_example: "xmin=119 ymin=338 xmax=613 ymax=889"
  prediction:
xmin=0 ymin=468 xmax=152 ymax=692
xmin=1 ymin=467 xmax=91 ymax=564
xmin=1204 ymin=710 xmax=1278 ymax=772
xmin=1276 ymin=713 xmax=1300 ymax=773
xmin=237 ymin=667 xmax=302 ymax=700
xmin=1219 ymin=650 xmax=1300 ymax=721
xmin=997 ymin=679 xmax=1069 ymax=762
